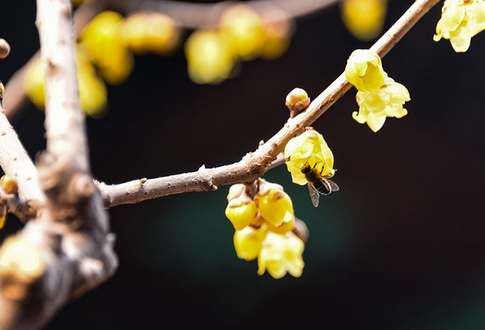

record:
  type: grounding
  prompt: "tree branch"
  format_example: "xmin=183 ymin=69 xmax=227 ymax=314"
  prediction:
xmin=98 ymin=0 xmax=442 ymax=209
xmin=0 ymin=99 xmax=44 ymax=215
xmin=0 ymin=0 xmax=117 ymax=328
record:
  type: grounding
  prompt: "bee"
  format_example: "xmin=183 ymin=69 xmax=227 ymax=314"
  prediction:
xmin=301 ymin=163 xmax=339 ymax=207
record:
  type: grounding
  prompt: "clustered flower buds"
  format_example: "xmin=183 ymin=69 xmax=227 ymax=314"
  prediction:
xmin=225 ymin=179 xmax=305 ymax=279
xmin=345 ymin=49 xmax=410 ymax=132
xmin=185 ymin=4 xmax=294 ymax=84
xmin=434 ymin=0 xmax=485 ymax=53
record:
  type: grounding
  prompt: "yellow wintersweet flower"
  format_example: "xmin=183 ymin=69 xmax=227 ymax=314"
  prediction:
xmin=225 ymin=199 xmax=258 ymax=231
xmin=185 ymin=29 xmax=235 ymax=84
xmin=259 ymin=10 xmax=294 ymax=60
xmin=341 ymin=0 xmax=387 ymax=41
xmin=254 ymin=182 xmax=294 ymax=227
xmin=345 ymin=49 xmax=387 ymax=92
xmin=233 ymin=225 xmax=267 ymax=261
xmin=284 ymin=130 xmax=335 ymax=185
xmin=120 ymin=12 xmax=180 ymax=55
xmin=353 ymin=77 xmax=410 ymax=132
xmin=257 ymin=231 xmax=305 ymax=279
xmin=434 ymin=0 xmax=485 ymax=52
xmin=220 ymin=5 xmax=265 ymax=61
xmin=80 ymin=11 xmax=134 ymax=85
xmin=24 ymin=49 xmax=107 ymax=117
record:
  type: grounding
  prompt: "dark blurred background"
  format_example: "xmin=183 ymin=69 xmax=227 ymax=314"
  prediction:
xmin=1 ymin=0 xmax=485 ymax=329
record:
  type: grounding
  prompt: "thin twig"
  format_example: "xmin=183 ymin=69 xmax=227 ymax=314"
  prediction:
xmin=98 ymin=0 xmax=442 ymax=208
xmin=0 ymin=101 xmax=44 ymax=205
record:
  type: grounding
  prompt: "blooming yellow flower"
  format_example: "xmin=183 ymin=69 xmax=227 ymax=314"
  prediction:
xmin=80 ymin=11 xmax=134 ymax=85
xmin=219 ymin=5 xmax=265 ymax=61
xmin=353 ymin=77 xmax=410 ymax=132
xmin=258 ymin=231 xmax=305 ymax=279
xmin=341 ymin=0 xmax=387 ymax=41
xmin=284 ymin=130 xmax=335 ymax=185
xmin=233 ymin=226 xmax=266 ymax=261
xmin=185 ymin=29 xmax=235 ymax=84
xmin=254 ymin=184 xmax=294 ymax=227
xmin=434 ymin=0 xmax=485 ymax=52
xmin=345 ymin=49 xmax=387 ymax=92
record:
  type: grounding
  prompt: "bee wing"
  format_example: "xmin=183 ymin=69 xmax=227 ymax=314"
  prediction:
xmin=307 ymin=183 xmax=320 ymax=208
xmin=324 ymin=178 xmax=340 ymax=193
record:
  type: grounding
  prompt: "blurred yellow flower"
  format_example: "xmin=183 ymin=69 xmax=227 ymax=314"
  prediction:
xmin=284 ymin=130 xmax=335 ymax=185
xmin=345 ymin=49 xmax=387 ymax=92
xmin=121 ymin=12 xmax=180 ymax=55
xmin=185 ymin=29 xmax=235 ymax=84
xmin=258 ymin=231 xmax=305 ymax=279
xmin=434 ymin=0 xmax=485 ymax=52
xmin=220 ymin=5 xmax=265 ymax=60
xmin=341 ymin=0 xmax=387 ymax=41
xmin=23 ymin=58 xmax=46 ymax=110
xmin=24 ymin=49 xmax=107 ymax=117
xmin=353 ymin=77 xmax=410 ymax=132
xmin=233 ymin=225 xmax=266 ymax=261
xmin=80 ymin=11 xmax=134 ymax=85
xmin=259 ymin=10 xmax=293 ymax=60
xmin=255 ymin=184 xmax=294 ymax=227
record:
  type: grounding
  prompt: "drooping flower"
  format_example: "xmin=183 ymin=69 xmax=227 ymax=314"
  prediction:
xmin=353 ymin=77 xmax=410 ymax=132
xmin=257 ymin=231 xmax=305 ymax=279
xmin=284 ymin=130 xmax=335 ymax=185
xmin=434 ymin=0 xmax=485 ymax=52
xmin=120 ymin=12 xmax=180 ymax=55
xmin=233 ymin=225 xmax=267 ymax=261
xmin=341 ymin=0 xmax=387 ymax=41
xmin=225 ymin=199 xmax=259 ymax=231
xmin=219 ymin=5 xmax=265 ymax=61
xmin=23 ymin=49 xmax=107 ymax=117
xmin=344 ymin=49 xmax=387 ymax=92
xmin=184 ymin=29 xmax=235 ymax=84
xmin=254 ymin=181 xmax=294 ymax=227
xmin=80 ymin=11 xmax=134 ymax=85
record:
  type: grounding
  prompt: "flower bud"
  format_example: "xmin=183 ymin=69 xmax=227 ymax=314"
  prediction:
xmin=285 ymin=88 xmax=310 ymax=118
xmin=0 ymin=38 xmax=10 ymax=59
xmin=1 ymin=175 xmax=18 ymax=195
xmin=225 ymin=199 xmax=258 ymax=231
